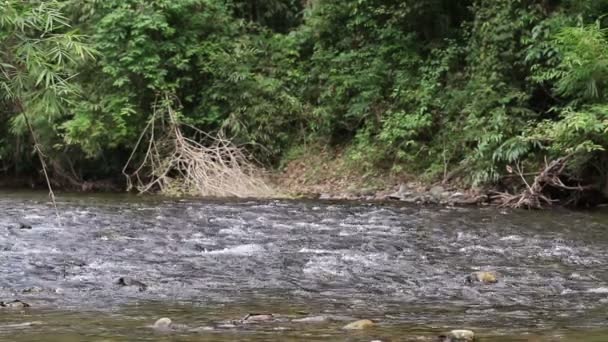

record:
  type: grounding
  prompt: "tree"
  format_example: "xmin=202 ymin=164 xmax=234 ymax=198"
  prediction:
xmin=0 ymin=0 xmax=94 ymax=191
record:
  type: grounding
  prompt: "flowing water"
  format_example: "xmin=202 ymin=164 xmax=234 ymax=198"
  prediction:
xmin=0 ymin=191 xmax=607 ymax=341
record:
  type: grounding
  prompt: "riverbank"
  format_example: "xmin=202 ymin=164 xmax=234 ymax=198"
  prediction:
xmin=274 ymin=149 xmax=493 ymax=206
xmin=273 ymin=148 xmax=608 ymax=208
xmin=0 ymin=148 xmax=485 ymax=205
xmin=1 ymin=148 xmax=604 ymax=208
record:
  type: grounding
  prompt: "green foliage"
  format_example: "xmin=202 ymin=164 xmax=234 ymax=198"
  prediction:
xmin=0 ymin=0 xmax=94 ymax=170
xmin=545 ymin=24 xmax=608 ymax=100
xmin=2 ymin=0 xmax=608 ymax=191
xmin=59 ymin=0 xmax=303 ymax=162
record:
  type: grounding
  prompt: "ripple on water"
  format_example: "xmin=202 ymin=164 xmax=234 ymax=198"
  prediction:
xmin=202 ymin=244 xmax=266 ymax=256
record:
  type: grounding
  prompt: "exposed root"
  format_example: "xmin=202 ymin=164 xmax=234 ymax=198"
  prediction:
xmin=491 ymin=156 xmax=595 ymax=209
xmin=123 ymin=94 xmax=274 ymax=198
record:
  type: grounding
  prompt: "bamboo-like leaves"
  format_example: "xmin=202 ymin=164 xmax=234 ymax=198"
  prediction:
xmin=0 ymin=0 xmax=95 ymax=130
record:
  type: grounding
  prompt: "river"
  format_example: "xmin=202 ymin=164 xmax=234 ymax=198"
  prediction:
xmin=0 ymin=191 xmax=607 ymax=341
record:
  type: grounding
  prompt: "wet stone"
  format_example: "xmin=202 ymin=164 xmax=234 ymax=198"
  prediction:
xmin=466 ymin=271 xmax=498 ymax=285
xmin=19 ymin=223 xmax=32 ymax=229
xmin=117 ymin=277 xmax=147 ymax=291
xmin=439 ymin=329 xmax=475 ymax=342
xmin=238 ymin=313 xmax=290 ymax=325
xmin=151 ymin=318 xmax=191 ymax=332
xmin=0 ymin=300 xmax=30 ymax=309
xmin=153 ymin=317 xmax=173 ymax=331
xmin=242 ymin=313 xmax=274 ymax=322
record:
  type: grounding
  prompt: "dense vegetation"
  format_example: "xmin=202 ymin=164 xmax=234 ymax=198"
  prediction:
xmin=2 ymin=0 xmax=608 ymax=200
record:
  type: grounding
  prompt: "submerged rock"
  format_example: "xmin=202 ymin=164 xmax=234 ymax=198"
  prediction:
xmin=18 ymin=223 xmax=32 ymax=230
xmin=153 ymin=318 xmax=173 ymax=331
xmin=342 ymin=319 xmax=375 ymax=330
xmin=466 ymin=271 xmax=498 ymax=284
xmin=438 ymin=329 xmax=475 ymax=341
xmin=151 ymin=318 xmax=191 ymax=332
xmin=241 ymin=313 xmax=274 ymax=323
xmin=0 ymin=300 xmax=30 ymax=309
xmin=117 ymin=277 xmax=147 ymax=291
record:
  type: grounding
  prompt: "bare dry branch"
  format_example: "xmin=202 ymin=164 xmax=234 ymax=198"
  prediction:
xmin=492 ymin=155 xmax=594 ymax=209
xmin=123 ymin=93 xmax=275 ymax=198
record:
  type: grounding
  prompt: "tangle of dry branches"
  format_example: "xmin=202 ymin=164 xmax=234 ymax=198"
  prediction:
xmin=123 ymin=94 xmax=275 ymax=198
xmin=491 ymin=155 xmax=594 ymax=209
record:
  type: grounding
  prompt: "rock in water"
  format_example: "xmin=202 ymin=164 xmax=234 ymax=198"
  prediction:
xmin=0 ymin=300 xmax=30 ymax=309
xmin=440 ymin=329 xmax=475 ymax=341
xmin=342 ymin=319 xmax=375 ymax=330
xmin=117 ymin=277 xmax=147 ymax=291
xmin=153 ymin=318 xmax=173 ymax=331
xmin=466 ymin=271 xmax=498 ymax=284
xmin=240 ymin=313 xmax=275 ymax=324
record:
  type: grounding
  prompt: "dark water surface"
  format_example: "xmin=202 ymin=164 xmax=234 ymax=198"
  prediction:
xmin=1 ymin=191 xmax=607 ymax=341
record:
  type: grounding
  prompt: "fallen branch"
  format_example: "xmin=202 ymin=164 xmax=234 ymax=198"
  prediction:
xmin=123 ymin=94 xmax=274 ymax=198
xmin=491 ymin=156 xmax=593 ymax=209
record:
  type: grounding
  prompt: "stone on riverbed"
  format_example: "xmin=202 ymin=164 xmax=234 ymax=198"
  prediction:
xmin=153 ymin=318 xmax=173 ymax=331
xmin=466 ymin=271 xmax=498 ymax=284
xmin=439 ymin=329 xmax=475 ymax=341
xmin=117 ymin=277 xmax=147 ymax=291
xmin=0 ymin=300 xmax=30 ymax=309
xmin=151 ymin=318 xmax=193 ymax=332
xmin=19 ymin=223 xmax=32 ymax=229
xmin=342 ymin=319 xmax=375 ymax=330
xmin=241 ymin=313 xmax=274 ymax=323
